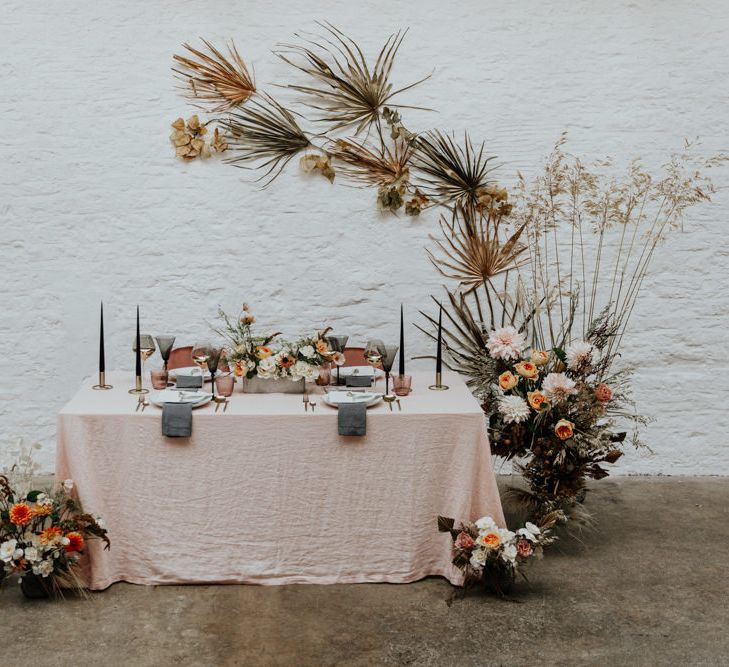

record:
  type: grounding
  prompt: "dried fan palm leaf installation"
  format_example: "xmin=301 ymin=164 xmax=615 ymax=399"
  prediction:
xmin=170 ymin=27 xmax=725 ymax=531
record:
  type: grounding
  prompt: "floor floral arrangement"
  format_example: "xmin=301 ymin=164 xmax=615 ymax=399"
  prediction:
xmin=438 ymin=512 xmax=559 ymax=598
xmin=0 ymin=441 xmax=109 ymax=599
xmin=152 ymin=23 xmax=726 ymax=597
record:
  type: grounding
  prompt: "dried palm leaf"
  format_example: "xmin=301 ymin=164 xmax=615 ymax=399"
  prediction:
xmin=427 ymin=204 xmax=529 ymax=293
xmin=415 ymin=130 xmax=497 ymax=206
xmin=173 ymin=40 xmax=256 ymax=112
xmin=276 ymin=22 xmax=430 ymax=134
xmin=222 ymin=93 xmax=311 ymax=186
xmin=330 ymin=137 xmax=414 ymax=186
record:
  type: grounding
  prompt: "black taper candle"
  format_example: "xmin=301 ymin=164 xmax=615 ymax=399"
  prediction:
xmin=399 ymin=304 xmax=405 ymax=376
xmin=435 ymin=304 xmax=443 ymax=375
xmin=135 ymin=305 xmax=141 ymax=378
xmin=99 ymin=301 xmax=106 ymax=374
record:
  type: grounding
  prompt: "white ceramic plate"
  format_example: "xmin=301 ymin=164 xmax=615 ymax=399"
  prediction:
xmin=169 ymin=366 xmax=212 ymax=381
xmin=322 ymin=390 xmax=383 ymax=408
xmin=334 ymin=365 xmax=384 ymax=379
xmin=150 ymin=389 xmax=213 ymax=409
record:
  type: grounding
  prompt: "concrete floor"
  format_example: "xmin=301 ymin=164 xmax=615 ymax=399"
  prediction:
xmin=1 ymin=477 xmax=727 ymax=666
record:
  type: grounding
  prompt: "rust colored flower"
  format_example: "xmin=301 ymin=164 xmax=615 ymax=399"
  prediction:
xmin=9 ymin=503 xmax=32 ymax=526
xmin=277 ymin=353 xmax=296 ymax=369
xmin=454 ymin=531 xmax=475 ymax=550
xmin=516 ymin=539 xmax=533 ymax=558
xmin=65 ymin=532 xmax=85 ymax=553
xmin=554 ymin=418 xmax=575 ymax=441
xmin=594 ymin=383 xmax=613 ymax=402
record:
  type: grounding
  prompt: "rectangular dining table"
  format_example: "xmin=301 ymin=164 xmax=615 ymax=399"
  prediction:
xmin=56 ymin=370 xmax=505 ymax=590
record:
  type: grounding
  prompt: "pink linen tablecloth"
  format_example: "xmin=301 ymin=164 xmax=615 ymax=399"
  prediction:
xmin=56 ymin=370 xmax=504 ymax=590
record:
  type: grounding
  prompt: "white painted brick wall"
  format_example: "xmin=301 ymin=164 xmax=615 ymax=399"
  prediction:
xmin=1 ymin=0 xmax=727 ymax=474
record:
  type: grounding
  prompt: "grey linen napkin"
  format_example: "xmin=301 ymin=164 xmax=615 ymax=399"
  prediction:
xmin=176 ymin=375 xmax=203 ymax=389
xmin=162 ymin=402 xmax=193 ymax=438
xmin=338 ymin=402 xmax=367 ymax=437
xmin=346 ymin=375 xmax=372 ymax=388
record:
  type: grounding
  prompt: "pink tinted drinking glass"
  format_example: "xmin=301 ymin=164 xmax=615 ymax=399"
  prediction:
xmin=150 ymin=368 xmax=169 ymax=390
xmin=215 ymin=374 xmax=235 ymax=397
xmin=392 ymin=374 xmax=412 ymax=396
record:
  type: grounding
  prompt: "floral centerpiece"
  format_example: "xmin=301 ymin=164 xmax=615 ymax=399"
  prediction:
xmin=214 ymin=304 xmax=343 ymax=390
xmin=438 ymin=512 xmax=559 ymax=596
xmin=0 ymin=441 xmax=109 ymax=599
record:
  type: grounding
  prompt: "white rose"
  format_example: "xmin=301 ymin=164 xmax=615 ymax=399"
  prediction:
xmin=497 ymin=528 xmax=516 ymax=544
xmin=24 ymin=546 xmax=40 ymax=563
xmin=0 ymin=539 xmax=18 ymax=563
xmin=475 ymin=516 xmax=497 ymax=532
xmin=35 ymin=560 xmax=54 ymax=578
xmin=256 ymin=357 xmax=278 ymax=379
xmin=516 ymin=527 xmax=537 ymax=543
xmin=525 ymin=522 xmax=541 ymax=535
xmin=299 ymin=345 xmax=315 ymax=358
xmin=501 ymin=544 xmax=518 ymax=563
xmin=469 ymin=547 xmax=488 ymax=569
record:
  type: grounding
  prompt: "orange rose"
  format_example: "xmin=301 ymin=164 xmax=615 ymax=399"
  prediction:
xmin=480 ymin=531 xmax=502 ymax=549
xmin=255 ymin=346 xmax=272 ymax=359
xmin=9 ymin=503 xmax=32 ymax=526
xmin=32 ymin=504 xmax=52 ymax=517
xmin=315 ymin=339 xmax=329 ymax=355
xmin=594 ymin=383 xmax=613 ymax=402
xmin=514 ymin=361 xmax=539 ymax=380
xmin=498 ymin=371 xmax=518 ymax=391
xmin=554 ymin=419 xmax=574 ymax=440
xmin=530 ymin=350 xmax=549 ymax=366
xmin=65 ymin=532 xmax=85 ymax=553
xmin=527 ymin=390 xmax=548 ymax=411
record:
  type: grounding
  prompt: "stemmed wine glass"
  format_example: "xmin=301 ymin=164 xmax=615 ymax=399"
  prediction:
xmin=380 ymin=345 xmax=399 ymax=397
xmin=364 ymin=339 xmax=385 ymax=386
xmin=191 ymin=341 xmax=212 ymax=385
xmin=155 ymin=336 xmax=176 ymax=371
xmin=207 ymin=346 xmax=222 ymax=396
xmin=133 ymin=335 xmax=156 ymax=387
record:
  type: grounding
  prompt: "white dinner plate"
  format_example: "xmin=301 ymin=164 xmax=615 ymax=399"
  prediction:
xmin=322 ymin=390 xmax=383 ymax=408
xmin=334 ymin=365 xmax=385 ymax=379
xmin=169 ymin=366 xmax=212 ymax=381
xmin=150 ymin=389 xmax=213 ymax=409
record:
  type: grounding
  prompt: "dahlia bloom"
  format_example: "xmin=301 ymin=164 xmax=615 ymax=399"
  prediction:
xmin=486 ymin=326 xmax=526 ymax=361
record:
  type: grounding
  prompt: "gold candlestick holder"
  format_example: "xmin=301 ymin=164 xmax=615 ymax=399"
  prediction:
xmin=128 ymin=375 xmax=148 ymax=395
xmin=92 ymin=372 xmax=113 ymax=390
xmin=429 ymin=372 xmax=449 ymax=391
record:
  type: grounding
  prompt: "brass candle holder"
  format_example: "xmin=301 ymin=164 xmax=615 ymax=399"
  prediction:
xmin=92 ymin=372 xmax=113 ymax=390
xmin=428 ymin=372 xmax=449 ymax=391
xmin=128 ymin=375 xmax=148 ymax=395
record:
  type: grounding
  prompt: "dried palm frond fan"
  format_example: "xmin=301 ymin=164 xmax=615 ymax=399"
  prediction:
xmin=221 ymin=94 xmax=311 ymax=185
xmin=330 ymin=136 xmax=415 ymax=186
xmin=173 ymin=40 xmax=256 ymax=111
xmin=275 ymin=22 xmax=430 ymax=135
xmin=427 ymin=203 xmax=529 ymax=294
xmin=415 ymin=131 xmax=497 ymax=207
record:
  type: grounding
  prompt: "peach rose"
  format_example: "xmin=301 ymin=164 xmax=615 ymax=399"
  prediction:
xmin=498 ymin=371 xmax=518 ymax=391
xmin=530 ymin=350 xmax=549 ymax=366
xmin=315 ymin=339 xmax=330 ymax=355
xmin=480 ymin=531 xmax=502 ymax=549
xmin=594 ymin=383 xmax=613 ymax=402
xmin=527 ymin=390 xmax=548 ymax=411
xmin=454 ymin=531 xmax=475 ymax=550
xmin=554 ymin=418 xmax=574 ymax=440
xmin=255 ymin=346 xmax=272 ymax=360
xmin=514 ymin=361 xmax=539 ymax=380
